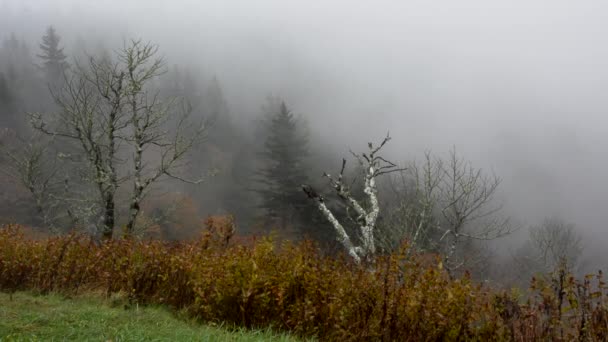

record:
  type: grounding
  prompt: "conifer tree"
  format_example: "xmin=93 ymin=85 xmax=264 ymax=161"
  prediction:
xmin=256 ymin=98 xmax=311 ymax=233
xmin=37 ymin=26 xmax=69 ymax=83
xmin=0 ymin=72 xmax=15 ymax=127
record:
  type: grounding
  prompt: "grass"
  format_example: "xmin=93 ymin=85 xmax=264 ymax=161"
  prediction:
xmin=0 ymin=291 xmax=305 ymax=341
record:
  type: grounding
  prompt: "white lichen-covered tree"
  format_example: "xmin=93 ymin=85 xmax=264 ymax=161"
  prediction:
xmin=29 ymin=40 xmax=208 ymax=239
xmin=302 ymin=134 xmax=404 ymax=264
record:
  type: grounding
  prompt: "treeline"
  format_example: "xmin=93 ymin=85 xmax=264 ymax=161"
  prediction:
xmin=0 ymin=26 xmax=329 ymax=240
xmin=0 ymin=26 xmax=588 ymax=287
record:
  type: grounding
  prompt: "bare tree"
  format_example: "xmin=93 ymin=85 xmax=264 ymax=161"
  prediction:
xmin=30 ymin=53 xmax=125 ymax=239
xmin=1 ymin=130 xmax=64 ymax=232
xmin=437 ymin=148 xmax=511 ymax=276
xmin=378 ymin=148 xmax=512 ymax=277
xmin=376 ymin=152 xmax=443 ymax=253
xmin=302 ymin=134 xmax=404 ymax=264
xmin=3 ymin=133 xmax=106 ymax=236
xmin=508 ymin=217 xmax=583 ymax=286
xmin=530 ymin=217 xmax=582 ymax=271
xmin=29 ymin=40 xmax=207 ymax=239
xmin=122 ymin=42 xmax=208 ymax=236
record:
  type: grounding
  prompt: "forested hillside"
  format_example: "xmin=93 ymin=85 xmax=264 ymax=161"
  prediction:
xmin=0 ymin=23 xmax=594 ymax=286
xmin=2 ymin=1 xmax=608 ymax=339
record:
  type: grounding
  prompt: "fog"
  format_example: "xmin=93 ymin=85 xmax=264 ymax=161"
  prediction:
xmin=2 ymin=1 xmax=608 ymax=260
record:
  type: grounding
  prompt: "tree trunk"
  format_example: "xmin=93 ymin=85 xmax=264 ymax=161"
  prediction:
xmin=125 ymin=198 xmax=140 ymax=237
xmin=101 ymin=195 xmax=115 ymax=240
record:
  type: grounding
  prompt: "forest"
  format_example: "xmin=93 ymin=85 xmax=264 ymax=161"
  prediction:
xmin=0 ymin=24 xmax=585 ymax=284
xmin=2 ymin=1 xmax=608 ymax=340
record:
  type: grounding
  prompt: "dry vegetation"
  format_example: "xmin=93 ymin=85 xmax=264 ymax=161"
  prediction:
xmin=1 ymin=224 xmax=607 ymax=341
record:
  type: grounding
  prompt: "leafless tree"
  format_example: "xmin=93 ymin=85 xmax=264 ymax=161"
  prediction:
xmin=29 ymin=40 xmax=207 ymax=239
xmin=376 ymin=152 xmax=443 ymax=254
xmin=30 ymin=53 xmax=125 ymax=238
xmin=437 ymin=148 xmax=511 ymax=276
xmin=378 ymin=148 xmax=512 ymax=277
xmin=1 ymin=131 xmax=61 ymax=232
xmin=508 ymin=217 xmax=583 ymax=286
xmin=302 ymin=134 xmax=404 ymax=264
xmin=120 ymin=42 xmax=208 ymax=236
xmin=531 ymin=217 xmax=582 ymax=271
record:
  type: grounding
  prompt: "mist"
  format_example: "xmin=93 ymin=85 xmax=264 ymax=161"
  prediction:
xmin=2 ymin=0 xmax=608 ymax=271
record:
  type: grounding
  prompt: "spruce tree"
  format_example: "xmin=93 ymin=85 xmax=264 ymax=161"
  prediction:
xmin=37 ymin=26 xmax=69 ymax=83
xmin=0 ymin=72 xmax=15 ymax=127
xmin=256 ymin=99 xmax=311 ymax=233
xmin=206 ymin=77 xmax=231 ymax=125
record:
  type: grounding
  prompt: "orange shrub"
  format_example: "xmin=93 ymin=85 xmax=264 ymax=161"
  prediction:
xmin=1 ymin=225 xmax=607 ymax=341
xmin=202 ymin=214 xmax=236 ymax=247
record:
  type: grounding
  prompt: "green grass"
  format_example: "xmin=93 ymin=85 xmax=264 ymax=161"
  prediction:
xmin=0 ymin=291 xmax=304 ymax=341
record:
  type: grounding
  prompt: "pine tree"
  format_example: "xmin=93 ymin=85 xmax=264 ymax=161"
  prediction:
xmin=206 ymin=77 xmax=230 ymax=123
xmin=37 ymin=26 xmax=69 ymax=83
xmin=256 ymin=98 xmax=311 ymax=234
xmin=0 ymin=34 xmax=36 ymax=131
xmin=204 ymin=76 xmax=234 ymax=146
xmin=2 ymin=33 xmax=33 ymax=82
xmin=3 ymin=33 xmax=20 ymax=58
xmin=0 ymin=72 xmax=15 ymax=127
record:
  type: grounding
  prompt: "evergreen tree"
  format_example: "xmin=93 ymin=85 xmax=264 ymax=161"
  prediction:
xmin=0 ymin=73 xmax=11 ymax=104
xmin=0 ymin=72 xmax=15 ymax=127
xmin=2 ymin=33 xmax=33 ymax=82
xmin=37 ymin=26 xmax=69 ymax=83
xmin=256 ymin=98 xmax=311 ymax=235
xmin=204 ymin=76 xmax=234 ymax=146
xmin=0 ymin=34 xmax=38 ymax=131
xmin=3 ymin=33 xmax=20 ymax=59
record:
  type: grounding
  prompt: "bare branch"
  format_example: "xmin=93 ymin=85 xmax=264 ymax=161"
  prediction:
xmin=304 ymin=133 xmax=401 ymax=264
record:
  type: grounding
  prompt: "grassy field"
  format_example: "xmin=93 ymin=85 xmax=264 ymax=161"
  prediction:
xmin=0 ymin=291 xmax=304 ymax=341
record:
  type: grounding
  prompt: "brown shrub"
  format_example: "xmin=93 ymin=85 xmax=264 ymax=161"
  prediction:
xmin=1 ymin=225 xmax=607 ymax=341
xmin=202 ymin=214 xmax=236 ymax=247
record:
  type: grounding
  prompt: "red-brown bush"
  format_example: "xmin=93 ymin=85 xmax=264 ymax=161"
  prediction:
xmin=1 ymin=224 xmax=606 ymax=341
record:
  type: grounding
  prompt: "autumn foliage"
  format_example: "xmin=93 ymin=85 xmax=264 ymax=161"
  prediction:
xmin=1 ymin=224 xmax=607 ymax=341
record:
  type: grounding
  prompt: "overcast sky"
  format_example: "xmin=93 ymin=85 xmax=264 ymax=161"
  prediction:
xmin=3 ymin=0 xmax=608 ymax=247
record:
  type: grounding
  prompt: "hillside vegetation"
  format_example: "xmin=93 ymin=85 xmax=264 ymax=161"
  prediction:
xmin=1 ymin=225 xmax=607 ymax=341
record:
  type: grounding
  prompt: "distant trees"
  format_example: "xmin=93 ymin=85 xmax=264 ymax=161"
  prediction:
xmin=0 ymin=73 xmax=15 ymax=127
xmin=159 ymin=66 xmax=258 ymax=228
xmin=2 ymin=33 xmax=33 ymax=79
xmin=0 ymin=32 xmax=68 ymax=230
xmin=378 ymin=149 xmax=511 ymax=277
xmin=139 ymin=192 xmax=203 ymax=240
xmin=205 ymin=77 xmax=232 ymax=139
xmin=37 ymin=26 xmax=69 ymax=84
xmin=29 ymin=40 xmax=207 ymax=239
xmin=512 ymin=217 xmax=583 ymax=283
xmin=531 ymin=217 xmax=583 ymax=270
xmin=0 ymin=33 xmax=44 ymax=131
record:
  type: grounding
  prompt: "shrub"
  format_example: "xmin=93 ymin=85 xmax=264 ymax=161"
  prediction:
xmin=1 ymin=224 xmax=607 ymax=341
